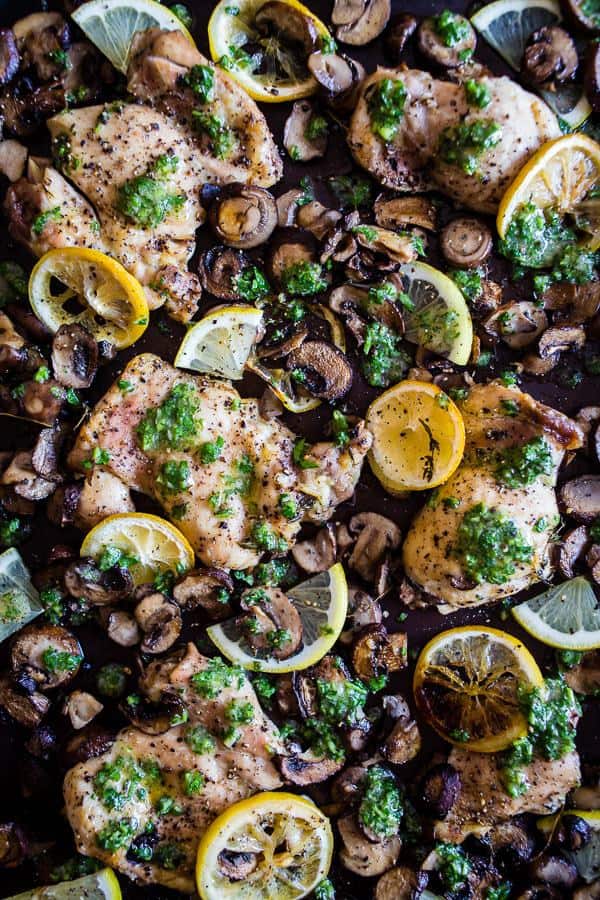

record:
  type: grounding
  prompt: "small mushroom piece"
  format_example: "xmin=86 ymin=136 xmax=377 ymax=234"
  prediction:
xmin=240 ymin=587 xmax=303 ymax=661
xmin=1 ymin=451 xmax=57 ymax=501
xmin=338 ymin=814 xmax=401 ymax=876
xmin=279 ymin=750 xmax=344 ymax=784
xmin=31 ymin=427 xmax=64 ymax=483
xmin=297 ymin=201 xmax=342 ymax=240
xmin=354 ymin=225 xmax=416 ymax=263
xmin=383 ymin=714 xmax=421 ymax=765
xmin=218 ymin=850 xmax=259 ymax=881
xmin=292 ymin=524 xmax=337 ymax=573
xmin=334 ymin=0 xmax=391 ymax=46
xmin=255 ymin=1 xmax=319 ymax=54
xmin=375 ymin=867 xmax=428 ymax=900
xmin=565 ymin=650 xmax=600 ymax=694
xmin=418 ymin=14 xmax=476 ymax=68
xmin=154 ymin=265 xmax=202 ymax=325
xmin=135 ymin=593 xmax=182 ymax=655
xmin=0 ymin=822 xmax=27 ymax=868
xmin=51 ymin=323 xmax=98 ymax=388
xmin=419 ymin=763 xmax=461 ymax=819
xmin=331 ymin=764 xmax=368 ymax=803
xmin=348 ymin=587 xmax=383 ymax=630
xmin=484 ymin=302 xmax=548 ymax=349
xmin=558 ymin=526 xmax=590 ymax=579
xmin=293 ymin=654 xmax=350 ymax=718
xmin=440 ymin=217 xmax=493 ymax=268
xmin=11 ymin=624 xmax=82 ymax=690
xmin=0 ymin=29 xmax=19 ymax=85
xmin=283 ymin=100 xmax=328 ymax=161
xmin=384 ymin=14 xmax=418 ymax=63
xmin=308 ymin=51 xmax=365 ymax=112
xmin=484 ymin=820 xmax=535 ymax=867
xmin=522 ymin=26 xmax=578 ymax=85
xmin=528 ymin=854 xmax=578 ymax=887
xmin=560 ymin=475 xmax=600 ymax=523
xmin=352 ymin=625 xmax=407 ymax=680
xmin=522 ymin=351 xmax=560 ymax=376
xmin=64 ymin=557 xmax=134 ymax=605
xmin=574 ymin=884 xmax=600 ymax=900
xmin=63 ymin=690 xmax=103 ymax=730
xmin=121 ymin=691 xmax=185 ymax=735
xmin=553 ymin=813 xmax=592 ymax=851
xmin=172 ymin=568 xmax=233 ymax=619
xmin=0 ymin=140 xmax=28 ymax=183
xmin=208 ymin=184 xmax=277 ymax=250
xmin=199 ymin=246 xmax=252 ymax=300
xmin=538 ymin=324 xmax=586 ymax=358
xmin=62 ymin=724 xmax=115 ymax=767
xmin=375 ymin=195 xmax=437 ymax=231
xmin=74 ymin=469 xmax=135 ymax=530
xmin=106 ymin=610 xmax=140 ymax=647
xmin=586 ymin=41 xmax=600 ymax=113
xmin=286 ymin=340 xmax=353 ymax=401
xmin=266 ymin=227 xmax=316 ymax=285
xmin=276 ymin=188 xmax=304 ymax=227
xmin=0 ymin=673 xmax=49 ymax=728
xmin=348 ymin=513 xmax=401 ymax=582
xmin=21 ymin=380 xmax=65 ymax=425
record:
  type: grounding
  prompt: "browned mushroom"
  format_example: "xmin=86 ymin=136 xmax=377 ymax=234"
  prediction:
xmin=440 ymin=217 xmax=493 ymax=268
xmin=572 ymin=780 xmax=600 ymax=810
xmin=51 ymin=323 xmax=98 ymax=388
xmin=199 ymin=246 xmax=252 ymax=300
xmin=31 ymin=427 xmax=64 ymax=483
xmin=338 ymin=814 xmax=401 ymax=876
xmin=293 ymin=655 xmax=351 ymax=719
xmin=284 ymin=100 xmax=328 ymax=161
xmin=239 ymin=587 xmax=303 ymax=661
xmin=1 ymin=451 xmax=58 ymax=501
xmin=135 ymin=593 xmax=182 ymax=654
xmin=576 ymin=405 xmax=600 ymax=455
xmin=375 ymin=867 xmax=428 ymax=900
xmin=121 ymin=691 xmax=185 ymax=735
xmin=552 ymin=813 xmax=592 ymax=851
xmin=106 ymin=610 xmax=140 ymax=647
xmin=573 ymin=884 xmax=600 ymax=900
xmin=286 ymin=340 xmax=353 ymax=401
xmin=523 ymin=26 xmax=578 ymax=85
xmin=354 ymin=225 xmax=416 ymax=263
xmin=348 ymin=513 xmax=401 ymax=582
xmin=383 ymin=711 xmax=421 ymax=765
xmin=484 ymin=302 xmax=548 ymax=349
xmin=560 ymin=475 xmax=600 ymax=523
xmin=418 ymin=13 xmax=476 ymax=68
xmin=539 ymin=325 xmax=586 ymax=358
xmin=21 ymin=380 xmax=65 ymax=425
xmin=63 ymin=690 xmax=103 ymax=730
xmin=307 ymin=51 xmax=365 ymax=112
xmin=291 ymin=524 xmax=337 ymax=573
xmin=384 ymin=13 xmax=418 ymax=63
xmin=0 ymin=822 xmax=28 ymax=868
xmin=522 ymin=351 xmax=560 ymax=376
xmin=279 ymin=749 xmax=344 ymax=784
xmin=276 ymin=188 xmax=305 ymax=227
xmin=565 ymin=650 xmax=600 ymax=694
xmin=61 ymin=724 xmax=115 ymax=767
xmin=352 ymin=625 xmax=407 ymax=680
xmin=172 ymin=568 xmax=233 ymax=619
xmin=558 ymin=526 xmax=590 ymax=578
xmin=0 ymin=29 xmax=19 ymax=85
xmin=208 ymin=184 xmax=278 ymax=249
xmin=0 ymin=673 xmax=49 ymax=727
xmin=341 ymin=587 xmax=383 ymax=645
xmin=419 ymin=763 xmax=461 ymax=819
xmin=153 ymin=265 xmax=202 ymax=325
xmin=11 ymin=623 xmax=82 ymax=690
xmin=333 ymin=0 xmax=391 ymax=46
xmin=267 ymin=228 xmax=316 ymax=285
xmin=529 ymin=855 xmax=578 ymax=887
xmin=64 ymin=557 xmax=134 ymax=606
xmin=482 ymin=821 xmax=535 ymax=868
xmin=586 ymin=41 xmax=600 ymax=112
xmin=297 ymin=201 xmax=342 ymax=240
xmin=13 ymin=12 xmax=70 ymax=81
xmin=375 ymin=195 xmax=437 ymax=231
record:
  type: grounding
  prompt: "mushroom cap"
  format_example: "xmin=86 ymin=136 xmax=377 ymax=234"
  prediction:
xmin=338 ymin=813 xmax=401 ymax=876
xmin=440 ymin=216 xmax=493 ymax=268
xmin=199 ymin=245 xmax=252 ymax=301
xmin=283 ymin=100 xmax=328 ymax=162
xmin=286 ymin=340 xmax=353 ymax=401
xmin=10 ymin=623 xmax=82 ymax=690
xmin=334 ymin=0 xmax=391 ymax=47
xmin=209 ymin=184 xmax=277 ymax=250
xmin=418 ymin=14 xmax=476 ymax=68
xmin=134 ymin=592 xmax=182 ymax=654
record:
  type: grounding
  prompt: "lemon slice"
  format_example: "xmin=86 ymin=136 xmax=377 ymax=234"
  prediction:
xmin=413 ymin=625 xmax=544 ymax=752
xmin=207 ymin=564 xmax=348 ymax=673
xmin=196 ymin=792 xmax=333 ymax=900
xmin=471 ymin=0 xmax=591 ymax=128
xmin=245 ymin=357 xmax=321 ymax=413
xmin=512 ymin=576 xmax=600 ymax=650
xmin=538 ymin=810 xmax=600 ymax=883
xmin=208 ymin=0 xmax=330 ymax=102
xmin=0 ymin=548 xmax=42 ymax=644
xmin=29 ymin=248 xmax=149 ymax=349
xmin=175 ymin=306 xmax=263 ymax=380
xmin=401 ymin=261 xmax=473 ymax=366
xmin=497 ymin=133 xmax=600 ymax=250
xmin=6 ymin=869 xmax=121 ymax=900
xmin=80 ymin=512 xmax=194 ymax=585
xmin=72 ymin=0 xmax=194 ymax=74
xmin=366 ymin=380 xmax=466 ymax=494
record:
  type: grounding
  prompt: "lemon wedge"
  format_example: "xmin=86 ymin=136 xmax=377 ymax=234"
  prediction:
xmin=175 ymin=305 xmax=263 ymax=380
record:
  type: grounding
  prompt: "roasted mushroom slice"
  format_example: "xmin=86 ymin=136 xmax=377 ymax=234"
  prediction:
xmin=418 ymin=13 xmax=476 ymax=68
xmin=523 ymin=26 xmax=578 ymax=85
xmin=286 ymin=341 xmax=353 ymax=401
xmin=292 ymin=524 xmax=337 ymax=573
xmin=375 ymin=195 xmax=437 ymax=232
xmin=276 ymin=188 xmax=304 ymax=227
xmin=255 ymin=0 xmax=319 ymax=55
xmin=560 ymin=475 xmax=600 ymax=523
xmin=284 ymin=100 xmax=328 ymax=161
xmin=63 ymin=690 xmax=103 ymax=730
xmin=338 ymin=814 xmax=401 ymax=876
xmin=552 ymin=813 xmax=592 ymax=851
xmin=528 ymin=855 xmax=578 ymax=887
xmin=375 ymin=867 xmax=428 ymax=900
xmin=383 ymin=711 xmax=421 ymax=765
xmin=419 ymin=763 xmax=461 ymax=819
xmin=267 ymin=228 xmax=316 ymax=285
xmin=11 ymin=624 xmax=82 ymax=690
xmin=279 ymin=749 xmax=344 ymax=785
xmin=558 ymin=526 xmax=590 ymax=579
xmin=121 ymin=691 xmax=185 ymax=735
xmin=484 ymin=302 xmax=548 ymax=349
xmin=199 ymin=246 xmax=252 ymax=301
xmin=62 ymin=726 xmax=115 ymax=770
xmin=74 ymin=469 xmax=135 ymax=530
xmin=352 ymin=625 xmax=407 ymax=681
xmin=172 ymin=568 xmax=233 ymax=618
xmin=348 ymin=513 xmax=401 ymax=582
xmin=538 ymin=325 xmax=585 ymax=358
xmin=208 ymin=184 xmax=277 ymax=250
xmin=64 ymin=557 xmax=133 ymax=606
xmin=135 ymin=593 xmax=182 ymax=655
xmin=0 ymin=29 xmax=19 ymax=86
xmin=308 ymin=51 xmax=365 ymax=112
xmin=31 ymin=427 xmax=64 ymax=483
xmin=384 ymin=14 xmax=418 ymax=63
xmin=106 ymin=610 xmax=140 ymax=647
xmin=333 ymin=0 xmax=391 ymax=46
xmin=297 ymin=201 xmax=343 ymax=240
xmin=565 ymin=650 xmax=600 ymax=695
xmin=440 ymin=217 xmax=493 ymax=268
xmin=13 ymin=12 xmax=70 ymax=82
xmin=293 ymin=654 xmax=351 ymax=718
xmin=354 ymin=225 xmax=416 ymax=263
xmin=51 ymin=323 xmax=98 ymax=388
xmin=1 ymin=451 xmax=58 ymax=501
xmin=0 ymin=673 xmax=49 ymax=728
xmin=347 ymin=588 xmax=383 ymax=635
xmin=239 ymin=587 xmax=303 ymax=661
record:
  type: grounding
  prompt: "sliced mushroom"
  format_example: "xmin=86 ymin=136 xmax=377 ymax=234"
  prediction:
xmin=330 ymin=281 xmax=404 ymax=337
xmin=199 ymin=245 xmax=252 ymax=300
xmin=218 ymin=850 xmax=259 ymax=881
xmin=135 ymin=593 xmax=182 ymax=655
xmin=574 ymin=883 xmax=600 ymax=900
xmin=11 ymin=624 xmax=82 ymax=690
xmin=276 ymin=189 xmax=304 ymax=227
xmin=208 ymin=184 xmax=277 ymax=249
xmin=13 ymin=12 xmax=70 ymax=82
xmin=121 ymin=691 xmax=185 ymax=735
xmin=0 ymin=29 xmax=19 ymax=85
xmin=383 ymin=714 xmax=421 ymax=765
xmin=375 ymin=195 xmax=437 ymax=231
xmin=523 ymin=26 xmax=578 ymax=85
xmin=331 ymin=764 xmax=368 ymax=803
xmin=51 ymin=323 xmax=98 ymax=388
xmin=286 ymin=340 xmax=353 ymax=401
xmin=419 ymin=763 xmax=461 ymax=819
xmin=348 ymin=513 xmax=401 ymax=582
xmin=308 ymin=51 xmax=365 ymax=112
xmin=346 ymin=587 xmax=383 ymax=635
xmin=106 ymin=610 xmax=140 ymax=647
xmin=293 ymin=654 xmax=350 ymax=718
xmin=335 ymin=0 xmax=391 ymax=45
xmin=1 ymin=451 xmax=57 ymax=501
xmin=553 ymin=813 xmax=592 ymax=851
xmin=0 ymin=673 xmax=49 ymax=728
xmin=153 ymin=265 xmax=202 ymax=325
xmin=31 ymin=427 xmax=64 ymax=483
xmin=284 ymin=100 xmax=328 ymax=161
xmin=0 ymin=139 xmax=28 ymax=183
xmin=440 ymin=217 xmax=493 ymax=268
xmin=172 ymin=568 xmax=233 ymax=619
xmin=384 ymin=14 xmax=418 ymax=64
xmin=565 ymin=650 xmax=600 ymax=695
xmin=558 ymin=526 xmax=590 ymax=578
xmin=585 ymin=41 xmax=600 ymax=113
xmin=240 ymin=587 xmax=303 ymax=661
xmin=483 ymin=820 xmax=535 ymax=868
xmin=572 ymin=781 xmax=600 ymax=810
xmin=560 ymin=475 xmax=600 ymax=523
xmin=62 ymin=724 xmax=115 ymax=768
xmin=267 ymin=228 xmax=316 ymax=285
xmin=292 ymin=524 xmax=337 ymax=573
xmin=338 ymin=814 xmax=401 ymax=877
xmin=279 ymin=749 xmax=344 ymax=784
xmin=297 ymin=200 xmax=342 ymax=240
xmin=21 ymin=380 xmax=65 ymax=425
xmin=352 ymin=625 xmax=407 ymax=680
xmin=484 ymin=302 xmax=548 ymax=349
xmin=63 ymin=690 xmax=103 ymax=730
xmin=354 ymin=225 xmax=416 ymax=263
xmin=64 ymin=557 xmax=133 ymax=606
xmin=538 ymin=325 xmax=586 ymax=358
xmin=542 ymin=281 xmax=600 ymax=323
xmin=528 ymin=855 xmax=578 ymax=887
xmin=418 ymin=14 xmax=476 ymax=68
xmin=522 ymin=351 xmax=560 ymax=376
xmin=375 ymin=867 xmax=427 ymax=900
xmin=0 ymin=822 xmax=28 ymax=868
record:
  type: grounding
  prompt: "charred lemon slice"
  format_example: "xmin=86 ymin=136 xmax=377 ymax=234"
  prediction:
xmin=413 ymin=626 xmax=544 ymax=752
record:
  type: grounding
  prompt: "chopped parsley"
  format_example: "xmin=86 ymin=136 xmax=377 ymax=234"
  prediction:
xmin=494 ymin=437 xmax=553 ymax=489
xmin=316 ymin=676 xmax=367 ymax=726
xmin=433 ymin=9 xmax=471 ymax=46
xmin=234 ymin=266 xmax=270 ymax=301
xmin=96 ymin=663 xmax=127 ymax=698
xmin=367 ymin=77 xmax=407 ymax=142
xmin=32 ymin=207 xmax=63 ymax=236
xmin=292 ymin=438 xmax=318 ymax=469
xmin=157 ymin=459 xmax=191 ymax=494
xmin=449 ymin=267 xmax=483 ymax=301
xmin=191 ymin=657 xmax=245 ymax=699
xmin=454 ymin=503 xmax=533 ymax=585
xmin=362 ymin=322 xmax=410 ymax=388
xmin=185 ymin=725 xmax=216 ymax=754
xmin=192 ymin=111 xmax=235 ymax=159
xmin=281 ymin=261 xmax=327 ymax=296
xmin=225 ymin=699 xmax=254 ymax=725
xmin=183 ymin=64 xmax=214 ymax=103
xmin=465 ymin=79 xmax=491 ymax=108
xmin=42 ymin=646 xmax=82 ymax=673
xmin=96 ymin=818 xmax=137 ymax=851
xmin=278 ymin=492 xmax=299 ymax=520
xmin=98 ymin=545 xmax=139 ymax=571
xmin=436 ymin=842 xmax=471 ymax=890
xmin=182 ymin=770 xmax=205 ymax=795
xmin=116 ymin=153 xmax=185 ymax=229
xmin=199 ymin=436 xmax=225 ymax=464
xmin=439 ymin=119 xmax=502 ymax=175
xmin=137 ymin=383 xmax=201 ymax=452
xmin=328 ymin=174 xmax=373 ymax=209
xmin=331 ymin=409 xmax=350 ymax=447
xmin=306 ymin=114 xmax=328 ymax=141
xmin=358 ymin=766 xmax=403 ymax=839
